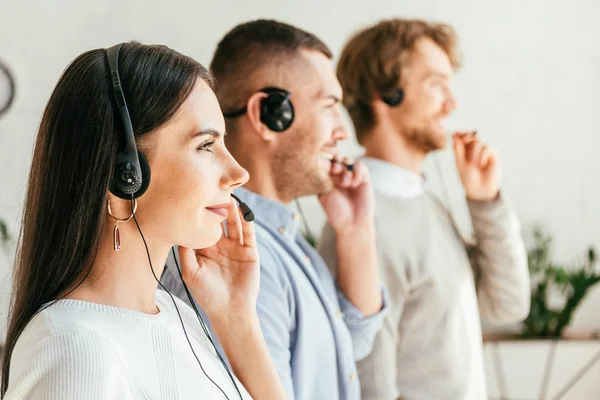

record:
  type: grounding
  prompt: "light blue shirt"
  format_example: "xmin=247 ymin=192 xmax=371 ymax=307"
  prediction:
xmin=161 ymin=187 xmax=387 ymax=400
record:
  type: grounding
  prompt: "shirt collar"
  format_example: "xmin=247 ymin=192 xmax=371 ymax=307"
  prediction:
xmin=362 ymin=157 xmax=425 ymax=198
xmin=233 ymin=187 xmax=301 ymax=240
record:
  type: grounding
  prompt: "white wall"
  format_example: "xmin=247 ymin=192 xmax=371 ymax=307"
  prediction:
xmin=0 ymin=0 xmax=599 ymax=339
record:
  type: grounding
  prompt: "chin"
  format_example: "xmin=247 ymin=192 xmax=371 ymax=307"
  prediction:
xmin=313 ymin=176 xmax=334 ymax=196
xmin=185 ymin=224 xmax=223 ymax=250
xmin=292 ymin=164 xmax=331 ymax=197
xmin=205 ymin=224 xmax=224 ymax=247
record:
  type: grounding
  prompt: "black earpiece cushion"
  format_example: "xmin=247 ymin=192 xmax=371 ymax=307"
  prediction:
xmin=109 ymin=150 xmax=151 ymax=200
xmin=261 ymin=94 xmax=294 ymax=132
xmin=382 ymin=88 xmax=404 ymax=107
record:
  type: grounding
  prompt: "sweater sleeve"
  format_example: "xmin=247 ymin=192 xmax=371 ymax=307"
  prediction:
xmin=5 ymin=331 xmax=132 ymax=400
xmin=468 ymin=193 xmax=531 ymax=324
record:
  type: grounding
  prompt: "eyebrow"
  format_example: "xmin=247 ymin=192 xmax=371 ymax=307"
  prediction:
xmin=323 ymin=94 xmax=341 ymax=103
xmin=313 ymin=87 xmax=342 ymax=103
xmin=423 ymin=71 xmax=450 ymax=80
xmin=191 ymin=129 xmax=226 ymax=139
xmin=314 ymin=89 xmax=341 ymax=103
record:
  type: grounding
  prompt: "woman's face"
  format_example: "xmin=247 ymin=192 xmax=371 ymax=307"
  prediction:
xmin=135 ymin=79 xmax=249 ymax=249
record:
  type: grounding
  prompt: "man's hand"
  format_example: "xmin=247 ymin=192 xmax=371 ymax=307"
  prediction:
xmin=318 ymin=156 xmax=374 ymax=234
xmin=453 ymin=132 xmax=501 ymax=201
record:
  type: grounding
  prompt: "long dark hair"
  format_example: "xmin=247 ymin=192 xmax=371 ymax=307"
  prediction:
xmin=1 ymin=42 xmax=214 ymax=394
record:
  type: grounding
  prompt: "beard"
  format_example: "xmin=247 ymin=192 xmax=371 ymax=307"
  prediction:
xmin=402 ymin=120 xmax=448 ymax=153
xmin=272 ymin=139 xmax=333 ymax=200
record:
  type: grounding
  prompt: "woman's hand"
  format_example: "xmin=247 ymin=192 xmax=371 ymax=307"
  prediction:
xmin=179 ymin=199 xmax=259 ymax=323
xmin=179 ymin=199 xmax=288 ymax=399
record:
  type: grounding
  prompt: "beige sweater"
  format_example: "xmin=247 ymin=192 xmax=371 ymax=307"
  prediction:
xmin=318 ymin=160 xmax=530 ymax=400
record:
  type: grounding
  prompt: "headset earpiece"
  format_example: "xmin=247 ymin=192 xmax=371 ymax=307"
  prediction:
xmin=110 ymin=150 xmax=151 ymax=199
xmin=222 ymin=86 xmax=294 ymax=132
xmin=381 ymin=87 xmax=404 ymax=107
xmin=106 ymin=43 xmax=150 ymax=200
xmin=259 ymin=87 xmax=294 ymax=132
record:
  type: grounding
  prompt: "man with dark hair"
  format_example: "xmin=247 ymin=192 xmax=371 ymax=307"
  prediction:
xmin=319 ymin=18 xmax=531 ymax=399
xmin=163 ymin=19 xmax=387 ymax=400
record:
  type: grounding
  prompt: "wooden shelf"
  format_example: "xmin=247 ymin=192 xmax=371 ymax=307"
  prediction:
xmin=483 ymin=332 xmax=600 ymax=342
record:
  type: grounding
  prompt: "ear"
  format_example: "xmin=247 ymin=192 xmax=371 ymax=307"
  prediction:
xmin=371 ymin=96 xmax=389 ymax=115
xmin=370 ymin=94 xmax=400 ymax=128
xmin=246 ymin=91 xmax=278 ymax=142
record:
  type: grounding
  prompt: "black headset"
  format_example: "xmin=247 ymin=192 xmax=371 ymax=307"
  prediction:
xmin=106 ymin=43 xmax=151 ymax=200
xmin=223 ymin=86 xmax=294 ymax=132
xmin=347 ymin=86 xmax=404 ymax=111
xmin=381 ymin=87 xmax=404 ymax=107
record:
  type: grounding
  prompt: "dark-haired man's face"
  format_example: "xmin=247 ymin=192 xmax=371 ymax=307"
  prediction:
xmin=272 ymin=49 xmax=348 ymax=198
xmin=390 ymin=37 xmax=457 ymax=153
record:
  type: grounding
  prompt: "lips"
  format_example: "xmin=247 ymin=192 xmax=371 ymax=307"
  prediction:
xmin=205 ymin=203 xmax=230 ymax=218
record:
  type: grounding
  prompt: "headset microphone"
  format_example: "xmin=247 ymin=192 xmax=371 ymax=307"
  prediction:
xmin=231 ymin=194 xmax=255 ymax=222
xmin=321 ymin=153 xmax=355 ymax=172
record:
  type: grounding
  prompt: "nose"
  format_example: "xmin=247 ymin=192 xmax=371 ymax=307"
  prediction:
xmin=221 ymin=152 xmax=249 ymax=191
xmin=444 ymin=89 xmax=457 ymax=114
xmin=332 ymin=125 xmax=350 ymax=141
xmin=332 ymin=105 xmax=350 ymax=141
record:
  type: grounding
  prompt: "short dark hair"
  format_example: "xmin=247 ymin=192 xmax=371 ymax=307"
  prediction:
xmin=210 ymin=19 xmax=332 ymax=127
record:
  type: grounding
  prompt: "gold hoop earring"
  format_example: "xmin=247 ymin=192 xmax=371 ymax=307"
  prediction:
xmin=107 ymin=199 xmax=138 ymax=251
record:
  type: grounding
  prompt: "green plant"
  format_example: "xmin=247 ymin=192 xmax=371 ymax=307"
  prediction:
xmin=522 ymin=227 xmax=600 ymax=338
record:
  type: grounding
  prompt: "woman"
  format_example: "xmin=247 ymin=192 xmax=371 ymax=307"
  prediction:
xmin=1 ymin=42 xmax=286 ymax=399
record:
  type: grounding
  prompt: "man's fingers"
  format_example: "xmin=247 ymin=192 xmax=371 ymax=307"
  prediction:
xmin=453 ymin=134 xmax=467 ymax=170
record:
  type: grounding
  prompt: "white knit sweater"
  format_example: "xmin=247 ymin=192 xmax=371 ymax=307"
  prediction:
xmin=5 ymin=290 xmax=252 ymax=400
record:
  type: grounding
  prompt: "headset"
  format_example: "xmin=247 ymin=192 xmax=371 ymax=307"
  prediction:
xmin=223 ymin=86 xmax=294 ymax=132
xmin=106 ymin=44 xmax=151 ymax=200
xmin=106 ymin=42 xmax=253 ymax=400
xmin=381 ymin=87 xmax=404 ymax=107
xmin=346 ymin=86 xmax=404 ymax=111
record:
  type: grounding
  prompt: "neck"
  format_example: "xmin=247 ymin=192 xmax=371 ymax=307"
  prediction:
xmin=228 ymin=137 xmax=292 ymax=205
xmin=65 ymin=220 xmax=171 ymax=314
xmin=362 ymin=124 xmax=427 ymax=175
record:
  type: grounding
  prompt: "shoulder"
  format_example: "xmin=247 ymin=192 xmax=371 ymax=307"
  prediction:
xmin=374 ymin=191 xmax=428 ymax=217
xmin=12 ymin=326 xmax=119 ymax=368
xmin=7 ymin=317 xmax=124 ymax=399
xmin=11 ymin=303 xmax=119 ymax=354
xmin=12 ymin=305 xmax=122 ymax=362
